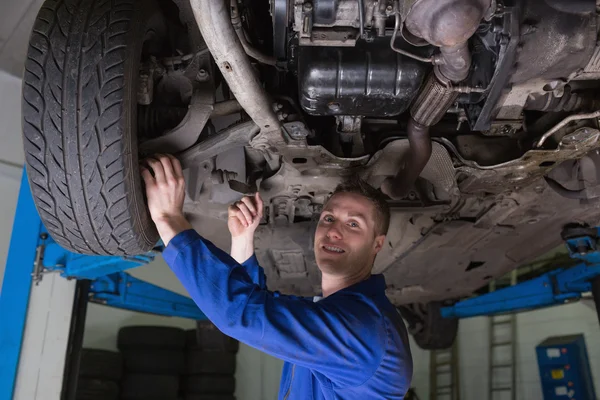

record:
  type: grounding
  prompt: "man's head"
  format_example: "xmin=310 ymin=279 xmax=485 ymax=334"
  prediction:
xmin=313 ymin=177 xmax=390 ymax=277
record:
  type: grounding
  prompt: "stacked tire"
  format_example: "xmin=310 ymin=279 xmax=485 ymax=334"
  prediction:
xmin=182 ymin=321 xmax=239 ymax=400
xmin=76 ymin=349 xmax=123 ymax=400
xmin=118 ymin=326 xmax=186 ymax=400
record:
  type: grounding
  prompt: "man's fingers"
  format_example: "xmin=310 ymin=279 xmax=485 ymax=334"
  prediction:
xmin=140 ymin=166 xmax=154 ymax=185
xmin=240 ymin=196 xmax=256 ymax=216
xmin=255 ymin=192 xmax=264 ymax=218
xmin=236 ymin=202 xmax=253 ymax=226
xmin=155 ymin=154 xmax=177 ymax=182
xmin=232 ymin=209 xmax=250 ymax=227
xmin=166 ymin=154 xmax=183 ymax=178
xmin=146 ymin=158 xmax=165 ymax=183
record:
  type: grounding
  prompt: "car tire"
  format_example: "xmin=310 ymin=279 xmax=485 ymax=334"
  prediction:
xmin=22 ymin=0 xmax=165 ymax=255
xmin=185 ymin=351 xmax=236 ymax=375
xmin=182 ymin=375 xmax=235 ymax=395
xmin=122 ymin=349 xmax=184 ymax=374
xmin=186 ymin=322 xmax=239 ymax=353
xmin=75 ymin=378 xmax=119 ymax=400
xmin=79 ymin=349 xmax=123 ymax=381
xmin=121 ymin=374 xmax=179 ymax=400
xmin=398 ymin=302 xmax=458 ymax=350
xmin=184 ymin=395 xmax=236 ymax=400
xmin=118 ymin=326 xmax=186 ymax=350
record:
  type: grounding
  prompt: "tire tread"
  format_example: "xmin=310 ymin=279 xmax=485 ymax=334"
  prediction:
xmin=22 ymin=0 xmax=157 ymax=255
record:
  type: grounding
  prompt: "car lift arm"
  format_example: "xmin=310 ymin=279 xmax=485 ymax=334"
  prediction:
xmin=89 ymin=272 xmax=206 ymax=319
xmin=441 ymin=225 xmax=600 ymax=323
xmin=35 ymin=231 xmax=207 ymax=320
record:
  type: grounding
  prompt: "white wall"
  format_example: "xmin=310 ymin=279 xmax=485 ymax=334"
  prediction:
xmin=0 ymin=70 xmax=25 ymax=293
xmin=82 ymin=256 xmax=197 ymax=351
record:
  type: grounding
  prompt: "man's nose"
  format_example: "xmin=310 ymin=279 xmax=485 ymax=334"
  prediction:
xmin=326 ymin=223 xmax=342 ymax=240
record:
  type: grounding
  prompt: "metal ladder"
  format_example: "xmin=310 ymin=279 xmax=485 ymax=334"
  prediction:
xmin=488 ymin=270 xmax=517 ymax=400
xmin=430 ymin=340 xmax=460 ymax=400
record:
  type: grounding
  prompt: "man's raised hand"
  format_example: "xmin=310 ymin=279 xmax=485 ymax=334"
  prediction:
xmin=228 ymin=192 xmax=264 ymax=238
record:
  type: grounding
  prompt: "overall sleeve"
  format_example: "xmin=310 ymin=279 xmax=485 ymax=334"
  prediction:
xmin=239 ymin=253 xmax=266 ymax=289
xmin=163 ymin=229 xmax=388 ymax=387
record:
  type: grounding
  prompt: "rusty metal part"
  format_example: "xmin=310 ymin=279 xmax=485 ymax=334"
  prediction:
xmin=230 ymin=0 xmax=277 ymax=66
xmin=451 ymin=85 xmax=487 ymax=94
xmin=436 ymin=42 xmax=471 ymax=82
xmin=358 ymin=0 xmax=365 ymax=38
xmin=140 ymin=87 xmax=215 ymax=154
xmin=404 ymin=0 xmax=491 ymax=82
xmin=177 ymin=121 xmax=260 ymax=170
xmin=525 ymin=88 xmax=600 ymax=112
xmin=362 ymin=138 xmax=457 ymax=198
xmin=390 ymin=5 xmax=437 ymax=64
xmin=138 ymin=73 xmax=154 ymax=105
xmin=382 ymin=0 xmax=490 ymax=199
xmin=456 ymin=127 xmax=600 ymax=194
xmin=405 ymin=0 xmax=492 ymax=48
xmin=543 ymin=176 xmax=600 ymax=200
xmin=212 ymin=100 xmax=242 ymax=117
xmin=381 ymin=119 xmax=432 ymax=199
xmin=535 ymin=110 xmax=600 ymax=148
xmin=411 ymin=73 xmax=459 ymax=126
xmin=189 ymin=0 xmax=281 ymax=142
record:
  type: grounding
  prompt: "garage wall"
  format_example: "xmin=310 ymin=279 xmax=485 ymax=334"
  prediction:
xmin=453 ymin=301 xmax=600 ymax=400
xmin=0 ymin=70 xmax=25 ymax=293
xmin=81 ymin=256 xmax=197 ymax=351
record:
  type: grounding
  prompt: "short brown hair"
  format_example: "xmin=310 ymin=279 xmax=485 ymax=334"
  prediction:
xmin=329 ymin=177 xmax=390 ymax=236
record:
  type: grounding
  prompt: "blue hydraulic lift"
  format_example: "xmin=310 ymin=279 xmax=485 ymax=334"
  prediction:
xmin=0 ymin=172 xmax=206 ymax=400
xmin=441 ymin=224 xmax=600 ymax=323
xmin=2 ymin=171 xmax=600 ymax=399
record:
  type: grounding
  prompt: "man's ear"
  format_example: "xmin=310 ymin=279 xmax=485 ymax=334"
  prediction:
xmin=373 ymin=234 xmax=385 ymax=254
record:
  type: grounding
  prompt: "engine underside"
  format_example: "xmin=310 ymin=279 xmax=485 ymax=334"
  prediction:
xmin=136 ymin=0 xmax=600 ymax=305
xmin=16 ymin=0 xmax=600 ymax=359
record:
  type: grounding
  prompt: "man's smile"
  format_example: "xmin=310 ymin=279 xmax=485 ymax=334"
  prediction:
xmin=322 ymin=244 xmax=346 ymax=254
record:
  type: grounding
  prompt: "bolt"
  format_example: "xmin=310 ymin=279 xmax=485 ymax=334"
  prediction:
xmin=40 ymin=233 xmax=48 ymax=240
xmin=196 ymin=69 xmax=209 ymax=81
xmin=303 ymin=2 xmax=313 ymax=11
xmin=386 ymin=5 xmax=393 ymax=12
xmin=327 ymin=102 xmax=341 ymax=112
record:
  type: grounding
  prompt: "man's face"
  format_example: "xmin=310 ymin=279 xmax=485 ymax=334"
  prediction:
xmin=313 ymin=192 xmax=385 ymax=276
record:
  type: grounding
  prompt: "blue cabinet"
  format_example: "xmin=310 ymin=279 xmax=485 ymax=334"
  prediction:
xmin=535 ymin=335 xmax=596 ymax=400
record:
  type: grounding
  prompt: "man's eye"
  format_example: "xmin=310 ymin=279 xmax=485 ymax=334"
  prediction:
xmin=324 ymin=215 xmax=333 ymax=222
xmin=349 ymin=222 xmax=359 ymax=228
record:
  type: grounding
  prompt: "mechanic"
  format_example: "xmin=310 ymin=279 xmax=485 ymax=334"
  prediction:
xmin=140 ymin=154 xmax=413 ymax=399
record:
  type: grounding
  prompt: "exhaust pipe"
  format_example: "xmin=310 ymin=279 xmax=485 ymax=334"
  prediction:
xmin=383 ymin=0 xmax=492 ymax=199
xmin=189 ymin=0 xmax=280 ymax=137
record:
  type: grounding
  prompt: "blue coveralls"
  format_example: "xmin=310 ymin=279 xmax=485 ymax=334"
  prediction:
xmin=163 ymin=229 xmax=413 ymax=399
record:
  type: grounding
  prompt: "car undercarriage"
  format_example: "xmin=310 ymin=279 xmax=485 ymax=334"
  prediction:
xmin=21 ymin=0 xmax=600 ymax=347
